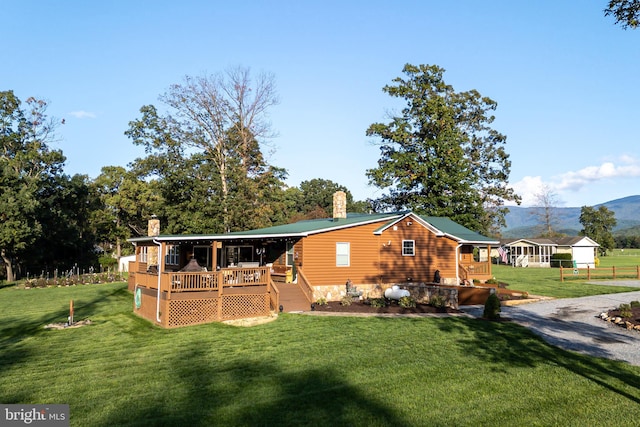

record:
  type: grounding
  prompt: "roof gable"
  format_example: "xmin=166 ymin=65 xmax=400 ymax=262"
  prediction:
xmin=129 ymin=211 xmax=498 ymax=245
xmin=554 ymin=236 xmax=600 ymax=247
xmin=375 ymin=213 xmax=498 ymax=244
xmin=502 ymin=238 xmax=556 ymax=246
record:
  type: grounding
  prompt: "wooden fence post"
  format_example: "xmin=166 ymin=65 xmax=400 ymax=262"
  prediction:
xmin=560 ymin=266 xmax=564 ymax=282
xmin=613 ymin=266 xmax=616 ymax=280
xmin=587 ymin=265 xmax=591 ymax=280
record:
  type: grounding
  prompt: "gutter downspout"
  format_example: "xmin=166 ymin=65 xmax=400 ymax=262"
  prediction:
xmin=154 ymin=239 xmax=163 ymax=323
xmin=455 ymin=243 xmax=462 ymax=285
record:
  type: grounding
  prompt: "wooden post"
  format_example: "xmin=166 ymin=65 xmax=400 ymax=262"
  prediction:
xmin=613 ymin=266 xmax=616 ymax=280
xmin=587 ymin=265 xmax=591 ymax=280
xmin=560 ymin=266 xmax=564 ymax=282
xmin=637 ymin=265 xmax=639 ymax=280
xmin=69 ymin=299 xmax=74 ymax=325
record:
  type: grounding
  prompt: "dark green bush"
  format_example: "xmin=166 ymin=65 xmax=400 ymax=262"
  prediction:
xmin=398 ymin=296 xmax=416 ymax=308
xmin=619 ymin=303 xmax=632 ymax=319
xmin=340 ymin=295 xmax=353 ymax=306
xmin=630 ymin=300 xmax=640 ymax=308
xmin=550 ymin=253 xmax=573 ymax=268
xmin=368 ymin=298 xmax=387 ymax=308
xmin=483 ymin=293 xmax=501 ymax=320
xmin=98 ymin=255 xmax=118 ymax=269
xmin=429 ymin=294 xmax=447 ymax=308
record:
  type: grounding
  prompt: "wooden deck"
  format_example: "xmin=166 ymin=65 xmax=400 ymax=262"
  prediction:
xmin=129 ymin=264 xmax=280 ymax=328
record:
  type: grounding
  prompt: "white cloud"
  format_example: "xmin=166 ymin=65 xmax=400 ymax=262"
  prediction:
xmin=556 ymin=161 xmax=640 ymax=191
xmin=506 ymin=176 xmax=545 ymax=206
xmin=508 ymin=158 xmax=640 ymax=207
xmin=68 ymin=110 xmax=97 ymax=119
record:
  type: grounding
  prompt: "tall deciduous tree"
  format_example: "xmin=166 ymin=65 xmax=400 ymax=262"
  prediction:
xmin=366 ymin=64 xmax=520 ymax=234
xmin=579 ymin=205 xmax=617 ymax=256
xmin=0 ymin=91 xmax=65 ymax=281
xmin=28 ymin=174 xmax=101 ymax=275
xmin=126 ymin=67 xmax=285 ymax=234
xmin=531 ymin=184 xmax=563 ymax=238
xmin=94 ymin=166 xmax=158 ymax=258
xmin=160 ymin=67 xmax=279 ymax=232
xmin=605 ymin=0 xmax=640 ymax=29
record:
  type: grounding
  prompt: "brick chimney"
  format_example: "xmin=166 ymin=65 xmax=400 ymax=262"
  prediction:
xmin=333 ymin=191 xmax=347 ymax=220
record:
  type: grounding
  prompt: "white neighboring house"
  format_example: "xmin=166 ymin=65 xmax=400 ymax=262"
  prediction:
xmin=118 ymin=255 xmax=136 ymax=272
xmin=554 ymin=236 xmax=600 ymax=268
xmin=496 ymin=236 xmax=600 ymax=268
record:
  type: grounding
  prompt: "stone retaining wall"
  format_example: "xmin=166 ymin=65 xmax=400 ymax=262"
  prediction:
xmin=312 ymin=282 xmax=459 ymax=309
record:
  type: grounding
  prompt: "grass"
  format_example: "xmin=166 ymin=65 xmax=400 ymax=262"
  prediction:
xmin=491 ymin=249 xmax=640 ymax=298
xmin=2 ymin=282 xmax=640 ymax=426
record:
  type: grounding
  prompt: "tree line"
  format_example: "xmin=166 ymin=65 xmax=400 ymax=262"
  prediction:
xmin=2 ymin=4 xmax=635 ymax=281
xmin=2 ymin=64 xmax=524 ymax=281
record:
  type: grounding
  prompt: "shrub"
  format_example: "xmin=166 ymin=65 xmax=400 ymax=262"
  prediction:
xmin=619 ymin=303 xmax=632 ymax=319
xmin=340 ymin=295 xmax=353 ymax=306
xmin=398 ymin=296 xmax=416 ymax=308
xmin=368 ymin=298 xmax=387 ymax=308
xmin=483 ymin=293 xmax=501 ymax=320
xmin=550 ymin=253 xmax=573 ymax=268
xmin=485 ymin=278 xmax=498 ymax=285
xmin=429 ymin=294 xmax=447 ymax=308
xmin=98 ymin=255 xmax=118 ymax=269
xmin=315 ymin=297 xmax=327 ymax=306
xmin=630 ymin=300 xmax=640 ymax=308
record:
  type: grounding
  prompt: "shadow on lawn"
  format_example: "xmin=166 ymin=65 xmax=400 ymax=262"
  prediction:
xmin=97 ymin=342 xmax=407 ymax=427
xmin=0 ymin=285 xmax=130 ymax=373
xmin=437 ymin=317 xmax=640 ymax=404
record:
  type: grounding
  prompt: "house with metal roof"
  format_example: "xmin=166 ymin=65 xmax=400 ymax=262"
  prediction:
xmin=127 ymin=192 xmax=498 ymax=327
xmin=498 ymin=236 xmax=599 ymax=268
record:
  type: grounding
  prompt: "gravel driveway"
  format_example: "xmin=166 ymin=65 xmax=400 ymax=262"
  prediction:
xmin=461 ymin=283 xmax=640 ymax=366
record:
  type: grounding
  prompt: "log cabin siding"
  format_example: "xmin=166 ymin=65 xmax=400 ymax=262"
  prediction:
xmin=299 ymin=215 xmax=460 ymax=287
xmin=300 ymin=221 xmax=383 ymax=286
xmin=378 ymin=219 xmax=458 ymax=283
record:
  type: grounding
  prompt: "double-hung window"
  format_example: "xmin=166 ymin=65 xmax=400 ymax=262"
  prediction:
xmin=336 ymin=242 xmax=350 ymax=267
xmin=402 ymin=240 xmax=415 ymax=256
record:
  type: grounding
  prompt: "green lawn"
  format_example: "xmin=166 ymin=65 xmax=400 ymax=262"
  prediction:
xmin=602 ymin=248 xmax=640 ymax=267
xmin=491 ymin=249 xmax=640 ymax=298
xmin=2 ymin=283 xmax=640 ymax=426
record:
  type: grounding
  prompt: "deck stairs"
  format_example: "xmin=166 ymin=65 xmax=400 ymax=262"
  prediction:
xmin=275 ymin=282 xmax=311 ymax=313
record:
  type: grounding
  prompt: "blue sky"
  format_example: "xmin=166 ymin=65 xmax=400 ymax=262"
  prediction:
xmin=3 ymin=1 xmax=639 ymax=207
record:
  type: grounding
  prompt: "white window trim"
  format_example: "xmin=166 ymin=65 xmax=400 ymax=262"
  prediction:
xmin=402 ymin=240 xmax=415 ymax=256
xmin=336 ymin=242 xmax=350 ymax=267
xmin=139 ymin=246 xmax=148 ymax=263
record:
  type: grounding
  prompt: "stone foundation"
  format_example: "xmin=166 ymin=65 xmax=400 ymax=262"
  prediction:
xmin=402 ymin=283 xmax=459 ymax=309
xmin=312 ymin=282 xmax=459 ymax=308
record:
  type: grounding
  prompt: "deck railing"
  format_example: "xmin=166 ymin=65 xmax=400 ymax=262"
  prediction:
xmin=464 ymin=262 xmax=490 ymax=275
xmin=133 ymin=267 xmax=270 ymax=294
xmin=295 ymin=268 xmax=314 ymax=303
xmin=269 ymin=279 xmax=280 ymax=312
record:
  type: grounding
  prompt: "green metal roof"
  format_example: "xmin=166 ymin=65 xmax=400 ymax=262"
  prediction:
xmin=128 ymin=211 xmax=497 ymax=245
xmin=418 ymin=216 xmax=499 ymax=244
xmin=228 ymin=212 xmax=403 ymax=236
xmin=129 ymin=212 xmax=403 ymax=243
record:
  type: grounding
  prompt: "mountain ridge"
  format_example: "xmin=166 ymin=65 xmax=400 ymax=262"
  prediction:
xmin=501 ymin=195 xmax=640 ymax=238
